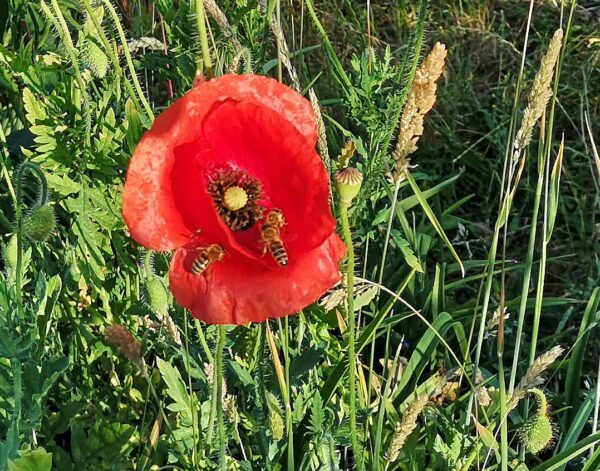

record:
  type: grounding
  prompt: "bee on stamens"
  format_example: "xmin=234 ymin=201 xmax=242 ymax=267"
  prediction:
xmin=191 ymin=244 xmax=225 ymax=275
xmin=260 ymin=224 xmax=288 ymax=267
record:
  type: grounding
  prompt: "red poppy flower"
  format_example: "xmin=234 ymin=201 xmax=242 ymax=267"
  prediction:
xmin=123 ymin=74 xmax=346 ymax=324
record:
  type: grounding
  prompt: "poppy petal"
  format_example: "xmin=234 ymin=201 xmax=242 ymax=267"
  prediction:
xmin=123 ymin=74 xmax=317 ymax=251
xmin=168 ymin=232 xmax=347 ymax=324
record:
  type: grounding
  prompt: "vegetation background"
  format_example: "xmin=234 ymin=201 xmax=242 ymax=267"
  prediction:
xmin=0 ymin=0 xmax=599 ymax=469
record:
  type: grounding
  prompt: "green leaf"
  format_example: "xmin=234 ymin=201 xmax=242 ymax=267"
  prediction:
xmin=564 ymin=288 xmax=599 ymax=427
xmin=8 ymin=448 xmax=52 ymax=471
xmin=394 ymin=312 xmax=454 ymax=403
xmin=390 ymin=232 xmax=424 ymax=273
xmin=531 ymin=432 xmax=600 ymax=471
xmin=227 ymin=360 xmax=255 ymax=387
xmin=404 ymin=172 xmax=465 ymax=276
xmin=22 ymin=88 xmax=47 ymax=124
xmin=157 ymin=357 xmax=193 ymax=414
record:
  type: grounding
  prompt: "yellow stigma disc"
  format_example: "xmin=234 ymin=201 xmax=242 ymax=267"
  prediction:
xmin=223 ymin=186 xmax=248 ymax=211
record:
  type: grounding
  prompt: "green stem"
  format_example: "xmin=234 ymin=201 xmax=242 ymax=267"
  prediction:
xmin=195 ymin=0 xmax=213 ymax=77
xmin=498 ymin=353 xmax=508 ymax=471
xmin=100 ymin=0 xmax=154 ymax=120
xmin=9 ymin=358 xmax=22 ymax=453
xmin=216 ymin=325 xmax=227 ymax=470
xmin=282 ymin=317 xmax=294 ymax=468
xmin=339 ymin=202 xmax=362 ymax=469
xmin=528 ymin=156 xmax=550 ymax=367
xmin=508 ymin=174 xmax=543 ymax=394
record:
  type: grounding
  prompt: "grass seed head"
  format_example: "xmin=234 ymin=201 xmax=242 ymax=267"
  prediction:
xmin=393 ymin=42 xmax=447 ymax=181
xmin=388 ymin=395 xmax=429 ymax=462
xmin=513 ymin=29 xmax=563 ymax=160
xmin=510 ymin=346 xmax=564 ymax=410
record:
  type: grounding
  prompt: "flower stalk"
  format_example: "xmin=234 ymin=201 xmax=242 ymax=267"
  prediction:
xmin=336 ymin=167 xmax=363 ymax=468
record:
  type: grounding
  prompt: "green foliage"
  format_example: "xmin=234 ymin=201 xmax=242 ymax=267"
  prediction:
xmin=0 ymin=0 xmax=598 ymax=469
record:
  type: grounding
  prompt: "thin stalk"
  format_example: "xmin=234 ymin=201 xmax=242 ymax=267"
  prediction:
xmin=195 ymin=0 xmax=213 ymax=77
xmin=182 ymin=311 xmax=199 ymax=466
xmin=508 ymin=172 xmax=543 ymax=394
xmin=498 ymin=353 xmax=508 ymax=471
xmin=591 ymin=356 xmax=600 ymax=456
xmin=378 ymin=180 xmax=401 ymax=287
xmin=216 ymin=325 xmax=227 ymax=470
xmin=9 ymin=358 xmax=22 ymax=451
xmin=339 ymin=202 xmax=362 ymax=469
xmin=283 ymin=317 xmax=294 ymax=468
xmin=528 ymin=148 xmax=551 ymax=366
xmin=140 ymin=363 xmax=192 ymax=468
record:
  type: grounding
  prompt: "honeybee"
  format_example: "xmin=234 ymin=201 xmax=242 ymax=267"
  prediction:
xmin=260 ymin=225 xmax=288 ymax=267
xmin=265 ymin=208 xmax=285 ymax=228
xmin=191 ymin=244 xmax=225 ymax=275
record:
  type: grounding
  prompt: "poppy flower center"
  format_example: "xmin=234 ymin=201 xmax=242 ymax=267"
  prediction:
xmin=207 ymin=167 xmax=264 ymax=231
xmin=223 ymin=186 xmax=248 ymax=211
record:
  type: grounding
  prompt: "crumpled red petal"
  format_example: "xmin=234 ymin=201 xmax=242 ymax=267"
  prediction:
xmin=122 ymin=74 xmax=317 ymax=251
xmin=168 ymin=233 xmax=347 ymax=325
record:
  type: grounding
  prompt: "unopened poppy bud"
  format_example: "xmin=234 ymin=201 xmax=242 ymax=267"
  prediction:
xmin=519 ymin=389 xmax=555 ymax=454
xmin=144 ymin=276 xmax=169 ymax=315
xmin=335 ymin=167 xmax=363 ymax=206
xmin=23 ymin=204 xmax=55 ymax=242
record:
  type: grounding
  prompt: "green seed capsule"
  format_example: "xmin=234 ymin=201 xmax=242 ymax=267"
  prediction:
xmin=335 ymin=167 xmax=363 ymax=207
xmin=23 ymin=204 xmax=55 ymax=242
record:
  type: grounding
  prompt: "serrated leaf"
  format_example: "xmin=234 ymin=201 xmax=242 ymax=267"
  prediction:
xmin=45 ymin=173 xmax=80 ymax=196
xmin=156 ymin=357 xmax=192 ymax=415
xmin=390 ymin=232 xmax=424 ymax=273
xmin=23 ymin=88 xmax=47 ymax=124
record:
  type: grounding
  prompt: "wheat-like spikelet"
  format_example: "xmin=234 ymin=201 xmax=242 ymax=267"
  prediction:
xmin=203 ymin=0 xmax=242 ymax=53
xmin=509 ymin=346 xmax=564 ymax=410
xmin=387 ymin=395 xmax=429 ymax=462
xmin=269 ymin=16 xmax=301 ymax=91
xmin=309 ymin=88 xmax=330 ymax=168
xmin=512 ymin=29 xmax=563 ymax=162
xmin=393 ymin=42 xmax=447 ymax=181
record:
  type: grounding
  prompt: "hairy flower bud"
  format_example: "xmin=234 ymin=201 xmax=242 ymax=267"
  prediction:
xmin=23 ymin=204 xmax=55 ymax=242
xmin=519 ymin=389 xmax=556 ymax=454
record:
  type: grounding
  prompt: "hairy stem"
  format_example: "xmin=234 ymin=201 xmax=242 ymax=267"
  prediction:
xmin=339 ymin=202 xmax=362 ymax=469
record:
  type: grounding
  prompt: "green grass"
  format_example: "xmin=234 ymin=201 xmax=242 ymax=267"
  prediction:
xmin=0 ymin=0 xmax=599 ymax=469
